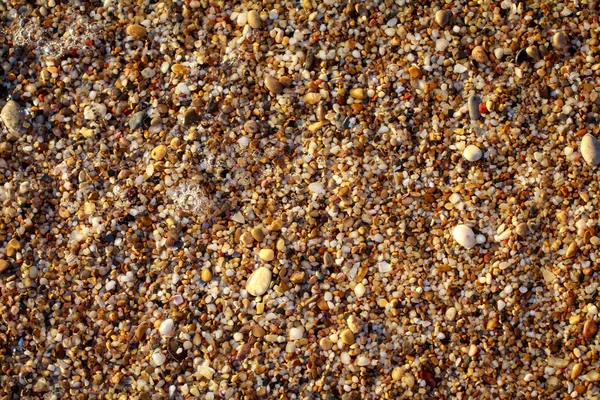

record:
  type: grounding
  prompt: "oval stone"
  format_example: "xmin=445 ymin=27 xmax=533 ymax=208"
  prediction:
xmin=246 ymin=267 xmax=272 ymax=296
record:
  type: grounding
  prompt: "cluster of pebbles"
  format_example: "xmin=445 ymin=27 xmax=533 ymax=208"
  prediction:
xmin=2 ymin=0 xmax=600 ymax=398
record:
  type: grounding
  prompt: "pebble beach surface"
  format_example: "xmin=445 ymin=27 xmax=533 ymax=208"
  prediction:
xmin=1 ymin=0 xmax=600 ymax=399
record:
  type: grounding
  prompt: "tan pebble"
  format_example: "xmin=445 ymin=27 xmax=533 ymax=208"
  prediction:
xmin=251 ymin=227 xmax=265 ymax=242
xmin=8 ymin=238 xmax=21 ymax=250
xmin=304 ymin=92 xmax=321 ymax=105
xmin=201 ymin=269 xmax=212 ymax=282
xmin=317 ymin=297 xmax=329 ymax=311
xmin=552 ymin=31 xmax=569 ymax=50
xmin=247 ymin=10 xmax=261 ymax=29
xmin=252 ymin=325 xmax=266 ymax=338
xmin=276 ymin=238 xmax=285 ymax=252
xmin=323 ymin=252 xmax=334 ymax=266
xmin=301 ymin=0 xmax=313 ymax=10
xmin=408 ymin=65 xmax=422 ymax=79
xmin=516 ymin=222 xmax=531 ymax=237
xmin=126 ymin=24 xmax=147 ymax=39
xmin=171 ymin=64 xmax=188 ymax=76
xmin=319 ymin=337 xmax=332 ymax=350
xmin=244 ymin=120 xmax=260 ymax=134
xmin=392 ymin=367 xmax=403 ymax=381
xmin=308 ymin=121 xmax=326 ymax=132
xmin=289 ymin=271 xmax=306 ymax=283
xmin=565 ymin=242 xmax=578 ymax=258
xmin=241 ymin=232 xmax=255 ymax=247
xmin=583 ymin=318 xmax=598 ymax=340
xmin=269 ymin=219 xmax=283 ymax=231
xmin=246 ymin=267 xmax=272 ymax=296
xmin=259 ymin=248 xmax=274 ymax=262
xmin=471 ymin=46 xmax=489 ymax=64
xmin=0 ymin=259 xmax=9 ymax=273
xmin=349 ymin=88 xmax=366 ymax=100
xmin=584 ymin=371 xmax=600 ymax=382
xmin=135 ymin=324 xmax=148 ymax=342
xmin=279 ymin=76 xmax=293 ymax=87
xmin=264 ymin=76 xmax=283 ymax=95
xmin=571 ymin=363 xmax=583 ymax=379
xmin=170 ymin=137 xmax=181 ymax=149
xmin=581 ymin=134 xmax=600 ymax=167
xmin=340 ymin=329 xmax=355 ymax=345
xmin=151 ymin=144 xmax=167 ymax=161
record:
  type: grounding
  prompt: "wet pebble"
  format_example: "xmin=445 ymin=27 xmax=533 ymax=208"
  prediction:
xmin=552 ymin=31 xmax=569 ymax=50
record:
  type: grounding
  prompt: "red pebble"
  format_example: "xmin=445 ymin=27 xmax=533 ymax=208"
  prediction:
xmin=479 ymin=102 xmax=488 ymax=114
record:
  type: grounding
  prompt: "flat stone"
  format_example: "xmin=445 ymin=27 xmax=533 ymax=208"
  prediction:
xmin=246 ymin=266 xmax=272 ymax=296
xmin=468 ymin=95 xmax=481 ymax=120
xmin=581 ymin=134 xmax=600 ymax=166
xmin=264 ymin=76 xmax=283 ymax=95
xmin=1 ymin=100 xmax=25 ymax=139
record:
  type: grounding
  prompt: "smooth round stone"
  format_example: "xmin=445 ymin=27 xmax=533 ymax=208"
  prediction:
xmin=289 ymin=327 xmax=304 ymax=340
xmin=159 ymin=319 xmax=175 ymax=337
xmin=1 ymin=100 xmax=25 ymax=139
xmin=453 ymin=224 xmax=476 ymax=249
xmin=308 ymin=182 xmax=325 ymax=194
xmin=246 ymin=267 xmax=272 ymax=296
xmin=251 ymin=227 xmax=265 ymax=242
xmin=581 ymin=134 xmax=600 ymax=166
xmin=552 ymin=31 xmax=568 ymax=50
xmin=258 ymin=248 xmax=274 ymax=262
xmin=264 ymin=76 xmax=283 ymax=95
xmin=468 ymin=95 xmax=481 ymax=120
xmin=243 ymin=120 xmax=260 ymax=134
xmin=304 ymin=92 xmax=321 ymax=105
xmin=340 ymin=328 xmax=355 ymax=345
xmin=463 ymin=144 xmax=483 ymax=161
xmin=151 ymin=144 xmax=167 ymax=161
xmin=247 ymin=10 xmax=261 ymax=29
xmin=357 ymin=356 xmax=370 ymax=366
xmin=445 ymin=307 xmax=457 ymax=321
xmin=347 ymin=315 xmax=364 ymax=333
xmin=349 ymin=88 xmax=366 ymax=100
xmin=153 ymin=351 xmax=166 ymax=366
xmin=435 ymin=9 xmax=452 ymax=26
xmin=319 ymin=337 xmax=333 ymax=350
xmin=129 ymin=111 xmax=147 ymax=130
xmin=354 ymin=283 xmax=366 ymax=297
xmin=471 ymin=46 xmax=489 ymax=64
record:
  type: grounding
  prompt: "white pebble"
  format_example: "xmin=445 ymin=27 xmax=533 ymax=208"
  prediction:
xmin=159 ymin=319 xmax=175 ymax=337
xmin=463 ymin=145 xmax=482 ymax=161
xmin=354 ymin=283 xmax=366 ymax=297
xmin=289 ymin=327 xmax=304 ymax=340
xmin=453 ymin=224 xmax=476 ymax=249
xmin=153 ymin=351 xmax=166 ymax=366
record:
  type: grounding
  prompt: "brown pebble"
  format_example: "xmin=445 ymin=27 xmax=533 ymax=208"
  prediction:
xmin=408 ymin=65 xmax=422 ymax=79
xmin=349 ymin=88 xmax=366 ymax=101
xmin=552 ymin=32 xmax=569 ymax=50
xmin=471 ymin=46 xmax=489 ymax=64
xmin=289 ymin=271 xmax=306 ymax=283
xmin=135 ymin=324 xmax=148 ymax=342
xmin=252 ymin=325 xmax=266 ymax=338
xmin=265 ymin=76 xmax=283 ymax=95
xmin=0 ymin=259 xmax=9 ymax=273
xmin=340 ymin=329 xmax=355 ymax=345
xmin=251 ymin=227 xmax=265 ymax=242
xmin=583 ymin=318 xmax=598 ymax=340
xmin=565 ymin=242 xmax=578 ymax=259
xmin=435 ymin=9 xmax=452 ymax=27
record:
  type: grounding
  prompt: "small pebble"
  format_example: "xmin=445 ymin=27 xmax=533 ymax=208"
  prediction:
xmin=151 ymin=144 xmax=167 ymax=161
xmin=247 ymin=10 xmax=261 ymax=29
xmin=435 ymin=9 xmax=452 ymax=26
xmin=552 ymin=31 xmax=569 ymax=50
xmin=0 ymin=100 xmax=25 ymax=139
xmin=471 ymin=46 xmax=489 ymax=64
xmin=463 ymin=145 xmax=482 ymax=162
xmin=264 ymin=76 xmax=283 ymax=95
xmin=468 ymin=95 xmax=481 ymax=120
xmin=258 ymin=248 xmax=274 ymax=262
xmin=340 ymin=329 xmax=355 ymax=345
xmin=289 ymin=327 xmax=304 ymax=340
xmin=453 ymin=225 xmax=476 ymax=249
xmin=583 ymin=318 xmax=598 ymax=340
xmin=126 ymin=24 xmax=147 ymax=39
xmin=159 ymin=319 xmax=175 ymax=337
xmin=580 ymin=134 xmax=600 ymax=166
xmin=246 ymin=267 xmax=272 ymax=296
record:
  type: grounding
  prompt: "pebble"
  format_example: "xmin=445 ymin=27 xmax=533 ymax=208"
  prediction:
xmin=552 ymin=31 xmax=569 ymax=50
xmin=468 ymin=95 xmax=482 ymax=120
xmin=251 ymin=227 xmax=265 ymax=242
xmin=126 ymin=24 xmax=147 ymax=39
xmin=580 ymin=134 xmax=600 ymax=166
xmin=246 ymin=267 xmax=272 ymax=296
xmin=304 ymin=92 xmax=321 ymax=105
xmin=289 ymin=327 xmax=304 ymax=340
xmin=356 ymin=356 xmax=370 ymax=366
xmin=347 ymin=315 xmax=364 ymax=334
xmin=153 ymin=351 xmax=166 ymax=366
xmin=340 ymin=329 xmax=355 ymax=345
xmin=445 ymin=307 xmax=457 ymax=321
xmin=453 ymin=225 xmax=476 ymax=249
xmin=471 ymin=46 xmax=489 ymax=64
xmin=571 ymin=364 xmax=583 ymax=379
xmin=515 ymin=222 xmax=531 ymax=237
xmin=243 ymin=120 xmax=260 ymax=134
xmin=0 ymin=259 xmax=9 ymax=273
xmin=463 ymin=145 xmax=482 ymax=162
xmin=565 ymin=242 xmax=578 ymax=258
xmin=159 ymin=319 xmax=175 ymax=337
xmin=349 ymin=88 xmax=366 ymax=100
xmin=129 ymin=111 xmax=146 ymax=130
xmin=264 ymin=76 xmax=283 ymax=95
xmin=183 ymin=109 xmax=201 ymax=127
xmin=583 ymin=318 xmax=598 ymax=340
xmin=354 ymin=283 xmax=366 ymax=297
xmin=435 ymin=9 xmax=452 ymax=27
xmin=258 ymin=248 xmax=274 ymax=262
xmin=319 ymin=337 xmax=332 ymax=350
xmin=151 ymin=144 xmax=167 ymax=161
xmin=1 ymin=100 xmax=25 ymax=139
xmin=201 ymin=269 xmax=212 ymax=282
xmin=247 ymin=10 xmax=261 ymax=29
